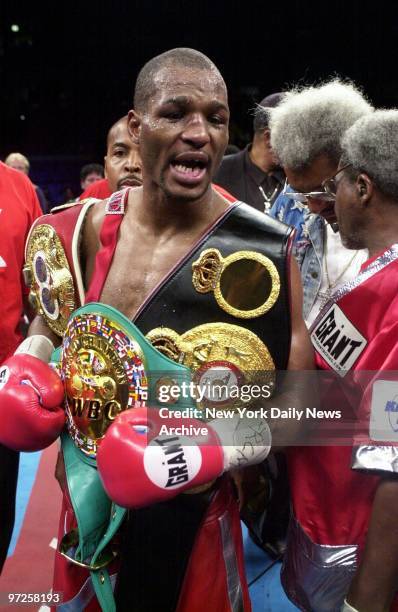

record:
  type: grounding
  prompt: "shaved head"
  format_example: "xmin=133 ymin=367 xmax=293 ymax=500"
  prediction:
xmin=133 ymin=47 xmax=226 ymax=112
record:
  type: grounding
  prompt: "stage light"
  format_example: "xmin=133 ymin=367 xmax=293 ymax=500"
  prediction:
xmin=11 ymin=24 xmax=20 ymax=32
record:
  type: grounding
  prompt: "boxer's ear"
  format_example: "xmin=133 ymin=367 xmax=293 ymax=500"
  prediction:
xmin=128 ymin=110 xmax=141 ymax=145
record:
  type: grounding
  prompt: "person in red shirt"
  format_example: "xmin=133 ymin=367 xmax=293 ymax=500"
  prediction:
xmin=287 ymin=110 xmax=398 ymax=612
xmin=79 ymin=177 xmax=111 ymax=200
xmin=0 ymin=161 xmax=42 ymax=572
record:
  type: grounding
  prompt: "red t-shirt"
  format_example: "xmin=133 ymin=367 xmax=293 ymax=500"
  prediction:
xmin=0 ymin=162 xmax=42 ymax=363
xmin=79 ymin=178 xmax=112 ymax=201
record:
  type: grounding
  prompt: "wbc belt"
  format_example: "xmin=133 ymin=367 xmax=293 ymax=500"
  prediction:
xmin=53 ymin=302 xmax=196 ymax=461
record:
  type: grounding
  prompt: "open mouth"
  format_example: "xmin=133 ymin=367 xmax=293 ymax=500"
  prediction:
xmin=169 ymin=153 xmax=209 ymax=185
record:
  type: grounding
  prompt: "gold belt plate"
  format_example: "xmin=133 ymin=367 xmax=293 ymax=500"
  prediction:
xmin=147 ymin=322 xmax=275 ymax=412
xmin=23 ymin=224 xmax=76 ymax=336
xmin=192 ymin=248 xmax=280 ymax=319
xmin=62 ymin=311 xmax=148 ymax=457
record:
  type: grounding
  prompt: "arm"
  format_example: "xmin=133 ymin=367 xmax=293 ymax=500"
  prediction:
xmin=212 ymin=258 xmax=314 ymax=463
xmin=267 ymin=256 xmax=315 ymax=447
xmin=287 ymin=255 xmax=314 ymax=371
xmin=28 ymin=313 xmax=61 ymax=346
xmin=346 ymin=476 xmax=398 ymax=611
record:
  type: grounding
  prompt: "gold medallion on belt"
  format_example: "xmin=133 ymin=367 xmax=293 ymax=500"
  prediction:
xmin=62 ymin=311 xmax=148 ymax=457
xmin=192 ymin=248 xmax=280 ymax=319
xmin=147 ymin=322 xmax=275 ymax=412
xmin=23 ymin=224 xmax=76 ymax=336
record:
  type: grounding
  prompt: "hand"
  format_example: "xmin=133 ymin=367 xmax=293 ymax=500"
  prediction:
xmin=97 ymin=407 xmax=224 ymax=508
xmin=0 ymin=354 xmax=65 ymax=451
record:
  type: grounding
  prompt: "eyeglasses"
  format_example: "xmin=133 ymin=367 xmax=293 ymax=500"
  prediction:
xmin=282 ymin=180 xmax=336 ymax=204
xmin=321 ymin=164 xmax=353 ymax=199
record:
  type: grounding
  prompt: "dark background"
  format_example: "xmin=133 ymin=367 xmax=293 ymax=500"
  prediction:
xmin=1 ymin=0 xmax=397 ymax=203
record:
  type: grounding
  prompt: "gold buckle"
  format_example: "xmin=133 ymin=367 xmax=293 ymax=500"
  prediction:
xmin=59 ymin=529 xmax=117 ymax=570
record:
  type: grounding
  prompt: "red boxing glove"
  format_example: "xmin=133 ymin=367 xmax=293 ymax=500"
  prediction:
xmin=97 ymin=407 xmax=224 ymax=508
xmin=0 ymin=354 xmax=65 ymax=451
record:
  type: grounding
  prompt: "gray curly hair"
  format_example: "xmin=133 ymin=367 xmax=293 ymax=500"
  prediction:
xmin=341 ymin=109 xmax=398 ymax=201
xmin=269 ymin=79 xmax=373 ymax=171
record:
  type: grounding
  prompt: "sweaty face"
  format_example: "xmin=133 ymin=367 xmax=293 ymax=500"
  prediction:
xmin=105 ymin=121 xmax=142 ymax=193
xmin=137 ymin=65 xmax=229 ymax=202
xmin=285 ymin=154 xmax=338 ymax=223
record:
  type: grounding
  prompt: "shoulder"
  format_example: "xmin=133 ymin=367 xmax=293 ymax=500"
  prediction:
xmin=29 ymin=197 xmax=105 ymax=251
xmin=269 ymin=189 xmax=310 ymax=234
xmin=50 ymin=197 xmax=104 ymax=220
xmin=215 ymin=150 xmax=245 ymax=178
xmin=269 ymin=191 xmax=304 ymax=220
xmin=221 ymin=150 xmax=245 ymax=165
xmin=83 ymin=199 xmax=107 ymax=244
xmin=52 ymin=198 xmax=108 ymax=264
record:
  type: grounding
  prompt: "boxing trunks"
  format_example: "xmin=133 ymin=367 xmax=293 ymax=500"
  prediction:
xmin=283 ymin=245 xmax=398 ymax=612
xmin=24 ymin=188 xmax=293 ymax=611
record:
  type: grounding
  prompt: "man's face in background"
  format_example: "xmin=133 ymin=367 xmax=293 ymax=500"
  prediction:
xmin=105 ymin=120 xmax=142 ymax=193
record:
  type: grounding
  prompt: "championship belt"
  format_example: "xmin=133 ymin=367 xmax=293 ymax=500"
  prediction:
xmin=147 ymin=322 xmax=276 ymax=412
xmin=24 ymin=223 xmax=77 ymax=336
xmin=23 ymin=200 xmax=98 ymax=337
xmin=52 ymin=303 xmax=195 ymax=612
xmin=59 ymin=302 xmax=195 ymax=459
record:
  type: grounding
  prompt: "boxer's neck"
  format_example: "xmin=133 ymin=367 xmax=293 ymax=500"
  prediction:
xmin=127 ymin=185 xmax=229 ymax=237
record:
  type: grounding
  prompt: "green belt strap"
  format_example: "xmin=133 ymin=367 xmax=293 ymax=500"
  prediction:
xmin=62 ymin=433 xmax=125 ymax=611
